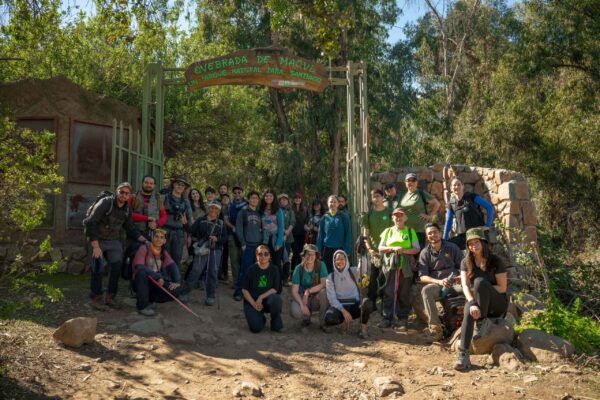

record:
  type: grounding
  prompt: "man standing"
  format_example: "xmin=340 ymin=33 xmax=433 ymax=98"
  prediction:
xmin=132 ymin=228 xmax=183 ymax=316
xmin=234 ymin=191 xmax=262 ymax=301
xmin=218 ymin=183 xmax=229 ymax=200
xmin=418 ymin=222 xmax=464 ymax=339
xmin=83 ymin=182 xmax=146 ymax=310
xmin=129 ymin=175 xmax=166 ymax=239
xmin=278 ymin=193 xmax=296 ymax=286
xmin=225 ymin=185 xmax=247 ymax=285
xmin=163 ymin=176 xmax=193 ymax=267
xmin=383 ymin=183 xmax=401 ymax=211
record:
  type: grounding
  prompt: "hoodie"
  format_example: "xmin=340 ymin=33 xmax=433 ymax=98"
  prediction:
xmin=325 ymin=250 xmax=360 ymax=311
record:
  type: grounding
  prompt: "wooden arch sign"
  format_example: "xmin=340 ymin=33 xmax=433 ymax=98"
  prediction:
xmin=184 ymin=47 xmax=329 ymax=93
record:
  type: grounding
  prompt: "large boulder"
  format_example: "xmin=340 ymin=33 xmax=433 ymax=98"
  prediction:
xmin=517 ymin=329 xmax=575 ymax=363
xmin=53 ymin=317 xmax=97 ymax=348
xmin=471 ymin=318 xmax=514 ymax=354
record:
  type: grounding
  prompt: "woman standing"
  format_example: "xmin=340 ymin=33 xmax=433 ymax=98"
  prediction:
xmin=259 ymin=188 xmax=285 ymax=281
xmin=378 ymin=208 xmax=420 ymax=331
xmin=316 ymin=195 xmax=352 ymax=274
xmin=399 ymin=173 xmax=440 ymax=248
xmin=291 ymin=192 xmax=308 ymax=272
xmin=242 ymin=245 xmax=283 ymax=333
xmin=188 ymin=189 xmax=206 ymax=222
xmin=305 ymin=198 xmax=323 ymax=245
xmin=443 ymin=177 xmax=494 ymax=250
xmin=455 ymin=228 xmax=508 ymax=371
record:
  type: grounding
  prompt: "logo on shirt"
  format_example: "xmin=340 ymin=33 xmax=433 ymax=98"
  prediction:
xmin=258 ymin=275 xmax=268 ymax=288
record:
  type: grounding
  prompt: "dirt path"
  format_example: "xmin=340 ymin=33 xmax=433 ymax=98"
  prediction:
xmin=1 ymin=275 xmax=599 ymax=400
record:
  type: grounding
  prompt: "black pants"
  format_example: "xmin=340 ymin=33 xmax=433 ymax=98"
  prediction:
xmin=220 ymin=239 xmax=229 ymax=278
xmin=459 ymin=277 xmax=508 ymax=352
xmin=324 ymin=298 xmax=374 ymax=325
xmin=267 ymin=243 xmax=284 ymax=287
xmin=322 ymin=246 xmax=343 ymax=274
xmin=381 ymin=269 xmax=413 ymax=321
xmin=367 ymin=265 xmax=381 ymax=303
xmin=243 ymin=293 xmax=283 ymax=333
xmin=291 ymin=234 xmax=305 ymax=270
xmin=134 ymin=269 xmax=183 ymax=310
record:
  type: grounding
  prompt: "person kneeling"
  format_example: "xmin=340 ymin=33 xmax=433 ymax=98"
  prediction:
xmin=242 ymin=245 xmax=283 ymax=333
xmin=132 ymin=228 xmax=183 ymax=316
xmin=290 ymin=244 xmax=328 ymax=326
xmin=323 ymin=250 xmax=374 ymax=338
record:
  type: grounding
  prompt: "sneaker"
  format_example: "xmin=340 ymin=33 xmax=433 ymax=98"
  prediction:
xmin=454 ymin=350 xmax=472 ymax=371
xmin=394 ymin=319 xmax=408 ymax=332
xmin=90 ymin=295 xmax=108 ymax=311
xmin=358 ymin=329 xmax=369 ymax=339
xmin=205 ymin=297 xmax=215 ymax=306
xmin=377 ymin=319 xmax=392 ymax=329
xmin=179 ymin=293 xmax=189 ymax=304
xmin=428 ymin=324 xmax=444 ymax=341
xmin=474 ymin=318 xmax=493 ymax=340
xmin=233 ymin=295 xmax=242 ymax=302
xmin=320 ymin=325 xmax=333 ymax=333
xmin=104 ymin=295 xmax=122 ymax=309
xmin=138 ymin=307 xmax=156 ymax=317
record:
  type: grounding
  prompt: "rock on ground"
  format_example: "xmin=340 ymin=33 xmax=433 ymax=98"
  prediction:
xmin=517 ymin=329 xmax=575 ymax=363
xmin=52 ymin=317 xmax=97 ymax=348
xmin=471 ymin=318 xmax=514 ymax=354
xmin=129 ymin=318 xmax=164 ymax=335
xmin=373 ymin=376 xmax=404 ymax=397
xmin=234 ymin=381 xmax=263 ymax=397
xmin=489 ymin=343 xmax=524 ymax=370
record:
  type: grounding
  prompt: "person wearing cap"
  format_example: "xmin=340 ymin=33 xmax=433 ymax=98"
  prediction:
xmin=443 ymin=177 xmax=495 ymax=250
xmin=455 ymin=227 xmax=508 ymax=371
xmin=383 ymin=182 xmax=401 ymax=211
xmin=128 ymin=175 xmax=167 ymax=240
xmin=242 ymin=245 xmax=284 ymax=333
xmin=183 ymin=200 xmax=227 ymax=306
xmin=162 ymin=176 xmax=193 ymax=267
xmin=131 ymin=228 xmax=183 ymax=316
xmin=279 ymin=193 xmax=296 ymax=287
xmin=290 ymin=191 xmax=308 ymax=270
xmin=226 ymin=185 xmax=248 ymax=284
xmin=83 ymin=182 xmax=146 ymax=310
xmin=290 ymin=244 xmax=328 ymax=326
xmin=399 ymin=172 xmax=440 ymax=248
xmin=418 ymin=222 xmax=464 ymax=340
xmin=317 ymin=195 xmax=353 ymax=274
xmin=377 ymin=207 xmax=420 ymax=330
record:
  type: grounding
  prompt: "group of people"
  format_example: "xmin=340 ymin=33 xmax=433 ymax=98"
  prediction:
xmin=83 ymin=172 xmax=509 ymax=371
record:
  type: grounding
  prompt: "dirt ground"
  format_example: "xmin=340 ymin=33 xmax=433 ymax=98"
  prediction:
xmin=1 ymin=274 xmax=599 ymax=400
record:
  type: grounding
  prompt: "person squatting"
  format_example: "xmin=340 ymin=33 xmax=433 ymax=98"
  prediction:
xmin=84 ymin=173 xmax=501 ymax=371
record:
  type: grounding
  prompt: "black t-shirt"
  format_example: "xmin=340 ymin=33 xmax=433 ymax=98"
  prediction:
xmin=460 ymin=254 xmax=506 ymax=285
xmin=242 ymin=262 xmax=281 ymax=301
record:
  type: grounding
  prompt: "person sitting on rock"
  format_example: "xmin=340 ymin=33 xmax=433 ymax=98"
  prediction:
xmin=454 ymin=227 xmax=508 ymax=371
xmin=418 ymin=222 xmax=464 ymax=340
xmin=132 ymin=228 xmax=183 ymax=316
xmin=242 ymin=245 xmax=283 ymax=333
xmin=323 ymin=250 xmax=374 ymax=338
xmin=290 ymin=244 xmax=328 ymax=326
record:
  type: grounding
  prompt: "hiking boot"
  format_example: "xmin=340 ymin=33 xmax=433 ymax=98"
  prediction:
xmin=394 ymin=319 xmax=408 ymax=332
xmin=473 ymin=318 xmax=493 ymax=340
xmin=179 ymin=293 xmax=189 ymax=304
xmin=377 ymin=319 xmax=392 ymax=329
xmin=233 ymin=295 xmax=242 ymax=302
xmin=90 ymin=295 xmax=108 ymax=311
xmin=205 ymin=297 xmax=215 ymax=306
xmin=454 ymin=350 xmax=472 ymax=371
xmin=138 ymin=307 xmax=156 ymax=317
xmin=428 ymin=324 xmax=444 ymax=341
xmin=104 ymin=295 xmax=122 ymax=309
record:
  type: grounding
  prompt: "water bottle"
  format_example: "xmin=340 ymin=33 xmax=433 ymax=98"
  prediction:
xmin=441 ymin=272 xmax=456 ymax=299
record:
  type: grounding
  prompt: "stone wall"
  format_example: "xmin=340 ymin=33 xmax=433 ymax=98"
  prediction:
xmin=371 ymin=164 xmax=538 ymax=262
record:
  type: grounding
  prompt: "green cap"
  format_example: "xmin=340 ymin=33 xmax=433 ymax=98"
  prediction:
xmin=466 ymin=227 xmax=487 ymax=243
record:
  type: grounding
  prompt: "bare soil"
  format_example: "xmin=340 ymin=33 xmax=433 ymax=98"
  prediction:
xmin=1 ymin=274 xmax=599 ymax=400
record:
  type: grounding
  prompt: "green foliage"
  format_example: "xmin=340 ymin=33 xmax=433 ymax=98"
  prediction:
xmin=0 ymin=115 xmax=64 ymax=319
xmin=516 ymin=294 xmax=600 ymax=354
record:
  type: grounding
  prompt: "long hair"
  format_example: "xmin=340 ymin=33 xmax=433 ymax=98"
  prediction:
xmin=188 ymin=188 xmax=206 ymax=212
xmin=464 ymin=239 xmax=491 ymax=280
xmin=311 ymin=198 xmax=323 ymax=216
xmin=259 ymin=188 xmax=280 ymax=214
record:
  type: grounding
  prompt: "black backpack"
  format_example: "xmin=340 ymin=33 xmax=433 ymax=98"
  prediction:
xmin=85 ymin=191 xmax=115 ymax=219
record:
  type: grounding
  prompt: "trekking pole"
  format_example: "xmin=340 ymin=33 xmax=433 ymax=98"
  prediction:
xmin=148 ymin=276 xmax=201 ymax=318
xmin=392 ymin=265 xmax=400 ymax=324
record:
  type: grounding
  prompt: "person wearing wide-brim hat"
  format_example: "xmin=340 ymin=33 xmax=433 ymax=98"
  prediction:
xmin=454 ymin=227 xmax=508 ymax=371
xmin=162 ymin=175 xmax=193 ymax=267
xmin=289 ymin=243 xmax=329 ymax=327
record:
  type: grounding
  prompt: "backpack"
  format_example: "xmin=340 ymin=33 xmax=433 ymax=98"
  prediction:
xmin=85 ymin=191 xmax=115 ymax=219
xmin=131 ymin=192 xmax=164 ymax=212
xmin=441 ymin=293 xmax=467 ymax=337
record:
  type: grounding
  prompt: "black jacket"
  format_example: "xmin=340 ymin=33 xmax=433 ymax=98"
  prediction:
xmin=83 ymin=196 xmax=141 ymax=242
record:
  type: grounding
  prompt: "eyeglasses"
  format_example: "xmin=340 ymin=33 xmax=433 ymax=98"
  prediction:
xmin=257 ymin=252 xmax=270 ymax=257
xmin=406 ymin=179 xmax=417 ymax=182
xmin=118 ymin=190 xmax=131 ymax=195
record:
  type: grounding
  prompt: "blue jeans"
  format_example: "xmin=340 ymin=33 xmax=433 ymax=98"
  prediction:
xmin=243 ymin=293 xmax=283 ymax=333
xmin=186 ymin=248 xmax=222 ymax=300
xmin=234 ymin=244 xmax=258 ymax=297
xmin=165 ymin=228 xmax=185 ymax=266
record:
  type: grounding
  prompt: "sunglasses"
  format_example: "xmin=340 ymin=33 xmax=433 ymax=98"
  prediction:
xmin=118 ymin=190 xmax=131 ymax=195
xmin=406 ymin=179 xmax=417 ymax=182
xmin=257 ymin=252 xmax=270 ymax=257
